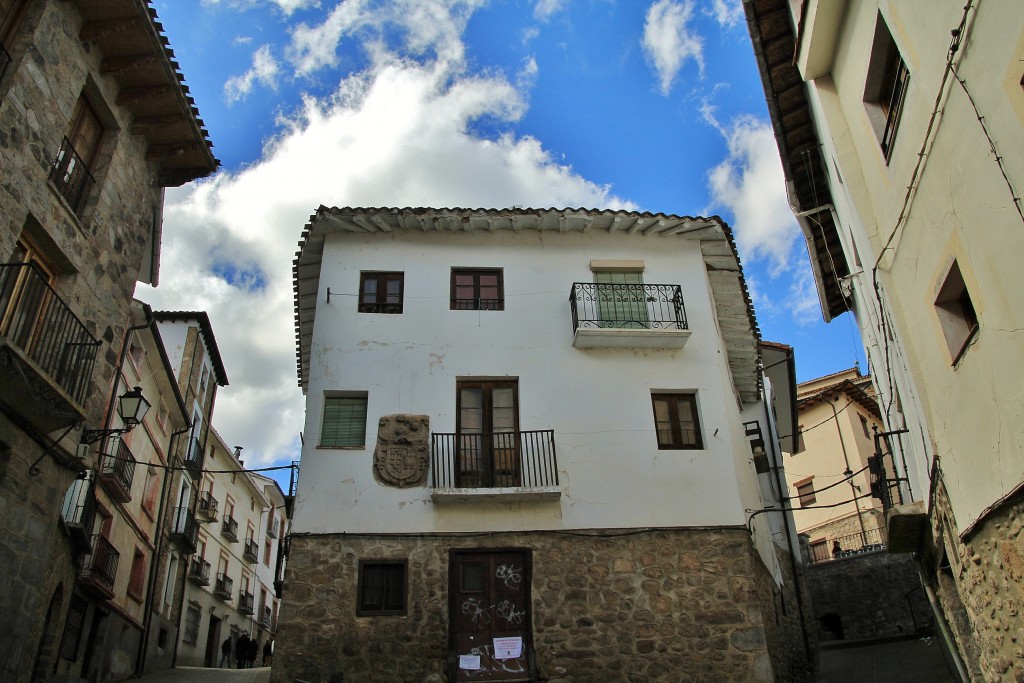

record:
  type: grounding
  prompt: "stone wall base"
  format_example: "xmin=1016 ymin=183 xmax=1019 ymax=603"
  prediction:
xmin=272 ymin=528 xmax=807 ymax=683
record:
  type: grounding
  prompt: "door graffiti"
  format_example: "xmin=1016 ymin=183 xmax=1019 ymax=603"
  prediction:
xmin=451 ymin=550 xmax=531 ymax=682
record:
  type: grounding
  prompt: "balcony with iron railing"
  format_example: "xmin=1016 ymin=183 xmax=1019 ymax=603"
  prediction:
xmin=188 ymin=557 xmax=211 ymax=586
xmin=79 ymin=534 xmax=119 ymax=598
xmin=197 ymin=491 xmax=219 ymax=522
xmin=809 ymin=527 xmax=888 ymax=565
xmin=260 ymin=606 xmax=272 ymax=628
xmin=170 ymin=506 xmax=198 ymax=554
xmin=221 ymin=515 xmax=239 ymax=542
xmin=49 ymin=137 xmax=96 ymax=216
xmin=431 ymin=430 xmax=560 ymax=503
xmin=184 ymin=436 xmax=203 ymax=475
xmin=238 ymin=591 xmax=254 ymax=615
xmin=97 ymin=436 xmax=136 ymax=503
xmin=569 ymin=282 xmax=690 ymax=349
xmin=243 ymin=539 xmax=259 ymax=563
xmin=61 ymin=474 xmax=97 ymax=554
xmin=266 ymin=516 xmax=278 ymax=539
xmin=213 ymin=573 xmax=233 ymax=601
xmin=0 ymin=263 xmax=101 ymax=433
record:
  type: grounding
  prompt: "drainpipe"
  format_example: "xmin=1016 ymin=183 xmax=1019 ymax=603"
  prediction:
xmin=828 ymin=395 xmax=869 ymax=547
xmin=917 ymin=565 xmax=970 ymax=683
xmin=136 ymin=421 xmax=192 ymax=676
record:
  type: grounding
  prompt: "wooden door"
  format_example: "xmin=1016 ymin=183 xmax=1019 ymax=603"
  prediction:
xmin=451 ymin=550 xmax=531 ymax=682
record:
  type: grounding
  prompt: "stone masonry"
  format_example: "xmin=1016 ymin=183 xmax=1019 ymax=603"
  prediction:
xmin=272 ymin=528 xmax=808 ymax=683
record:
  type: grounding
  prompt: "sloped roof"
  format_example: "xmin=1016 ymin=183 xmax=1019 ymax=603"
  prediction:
xmin=73 ymin=0 xmax=219 ymax=185
xmin=798 ymin=379 xmax=882 ymax=421
xmin=292 ymin=206 xmax=762 ymax=405
xmin=152 ymin=310 xmax=229 ymax=386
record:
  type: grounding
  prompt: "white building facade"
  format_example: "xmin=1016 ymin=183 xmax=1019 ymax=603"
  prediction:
xmin=274 ymin=207 xmax=811 ymax=682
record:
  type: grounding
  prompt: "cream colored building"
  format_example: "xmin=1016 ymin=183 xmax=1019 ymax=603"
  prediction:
xmin=783 ymin=368 xmax=887 ymax=562
xmin=746 ymin=1 xmax=1024 ymax=680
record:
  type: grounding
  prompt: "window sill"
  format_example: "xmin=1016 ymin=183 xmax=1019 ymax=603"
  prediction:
xmin=573 ymin=328 xmax=691 ymax=349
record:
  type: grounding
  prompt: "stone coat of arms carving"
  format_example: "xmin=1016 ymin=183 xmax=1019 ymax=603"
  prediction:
xmin=373 ymin=414 xmax=430 ymax=487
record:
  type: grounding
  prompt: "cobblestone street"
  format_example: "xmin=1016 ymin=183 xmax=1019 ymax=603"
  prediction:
xmin=134 ymin=667 xmax=271 ymax=683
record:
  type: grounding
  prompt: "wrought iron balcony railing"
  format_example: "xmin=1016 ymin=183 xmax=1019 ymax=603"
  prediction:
xmin=184 ymin=436 xmax=203 ymax=473
xmin=809 ymin=527 xmax=888 ymax=564
xmin=243 ymin=539 xmax=259 ymax=563
xmin=221 ymin=515 xmax=239 ymax=542
xmin=0 ymin=262 xmax=101 ymax=405
xmin=170 ymin=506 xmax=198 ymax=553
xmin=261 ymin=606 xmax=272 ymax=628
xmin=431 ymin=430 xmax=559 ymax=490
xmin=49 ymin=137 xmax=96 ymax=215
xmin=188 ymin=557 xmax=211 ymax=586
xmin=198 ymin=491 xmax=219 ymax=521
xmin=570 ymin=282 xmax=687 ymax=332
xmin=238 ymin=591 xmax=254 ymax=615
xmin=61 ymin=474 xmax=97 ymax=553
xmin=214 ymin=573 xmax=233 ymax=601
xmin=98 ymin=436 xmax=136 ymax=503
xmin=79 ymin=534 xmax=119 ymax=596
xmin=266 ymin=516 xmax=278 ymax=539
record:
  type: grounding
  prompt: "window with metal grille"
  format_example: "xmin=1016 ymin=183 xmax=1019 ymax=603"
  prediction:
xmin=358 ymin=272 xmax=404 ymax=314
xmin=357 ymin=560 xmax=407 ymax=615
xmin=451 ymin=269 xmax=503 ymax=310
xmin=183 ymin=603 xmax=201 ymax=645
xmin=651 ymin=393 xmax=703 ymax=450
xmin=319 ymin=395 xmax=368 ymax=448
xmin=58 ymin=594 xmax=87 ymax=661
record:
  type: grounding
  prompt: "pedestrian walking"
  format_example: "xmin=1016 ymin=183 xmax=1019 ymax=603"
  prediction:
xmin=219 ymin=636 xmax=232 ymax=668
xmin=235 ymin=633 xmax=250 ymax=669
xmin=248 ymin=637 xmax=260 ymax=668
xmin=263 ymin=638 xmax=274 ymax=666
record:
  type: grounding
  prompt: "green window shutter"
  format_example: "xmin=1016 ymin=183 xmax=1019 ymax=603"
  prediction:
xmin=595 ymin=271 xmax=648 ymax=328
xmin=321 ymin=397 xmax=367 ymax=447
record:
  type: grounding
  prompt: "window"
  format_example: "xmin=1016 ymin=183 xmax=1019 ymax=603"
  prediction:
xmin=163 ymin=554 xmax=178 ymax=614
xmin=651 ymin=393 xmax=703 ymax=450
xmin=127 ymin=549 xmax=146 ymax=601
xmin=863 ymin=13 xmax=909 ymax=160
xmin=859 ymin=414 xmax=871 ymax=438
xmin=451 ymin=269 xmax=503 ymax=310
xmin=359 ymin=272 xmax=404 ymax=314
xmin=320 ymin=394 xmax=368 ymax=447
xmin=595 ymin=270 xmax=648 ymax=328
xmin=58 ymin=594 xmax=88 ymax=661
xmin=456 ymin=380 xmax=519 ymax=487
xmin=50 ymin=95 xmax=104 ymax=214
xmin=934 ymin=259 xmax=979 ymax=364
xmin=264 ymin=540 xmax=273 ymax=566
xmin=183 ymin=602 xmax=201 ymax=645
xmin=357 ymin=560 xmax=407 ymax=615
xmin=795 ymin=478 xmax=816 ymax=507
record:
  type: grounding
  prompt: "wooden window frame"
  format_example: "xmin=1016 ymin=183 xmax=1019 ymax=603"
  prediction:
xmin=450 ymin=268 xmax=504 ymax=311
xmin=358 ymin=271 xmax=404 ymax=314
xmin=795 ymin=478 xmax=817 ymax=507
xmin=651 ymin=392 xmax=703 ymax=450
xmin=863 ymin=13 xmax=910 ymax=161
xmin=357 ymin=559 xmax=407 ymax=616
xmin=127 ymin=548 xmax=147 ymax=602
xmin=319 ymin=394 xmax=368 ymax=448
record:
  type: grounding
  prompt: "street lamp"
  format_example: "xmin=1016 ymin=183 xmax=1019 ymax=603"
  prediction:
xmin=81 ymin=386 xmax=152 ymax=444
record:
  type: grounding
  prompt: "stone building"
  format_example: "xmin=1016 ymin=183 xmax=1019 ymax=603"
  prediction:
xmin=275 ymin=207 xmax=812 ymax=682
xmin=175 ymin=429 xmax=289 ymax=668
xmin=745 ymin=0 xmax=1024 ymax=680
xmin=0 ymin=0 xmax=216 ymax=680
xmin=783 ymin=368 xmax=888 ymax=561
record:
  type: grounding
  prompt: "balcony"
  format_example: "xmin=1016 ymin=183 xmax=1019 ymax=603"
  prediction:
xmin=221 ymin=515 xmax=239 ymax=542
xmin=266 ymin=516 xmax=278 ymax=539
xmin=0 ymin=263 xmax=101 ymax=433
xmin=61 ymin=475 xmax=97 ymax=553
xmin=243 ymin=539 xmax=259 ymax=563
xmin=431 ymin=430 xmax=560 ymax=503
xmin=197 ymin=491 xmax=219 ymax=522
xmin=183 ymin=436 xmax=203 ymax=475
xmin=79 ymin=534 xmax=119 ymax=599
xmin=238 ymin=591 xmax=254 ymax=615
xmin=809 ymin=528 xmax=887 ymax=564
xmin=188 ymin=557 xmax=211 ymax=586
xmin=569 ymin=282 xmax=690 ymax=349
xmin=213 ymin=573 xmax=233 ymax=601
xmin=260 ymin=606 xmax=272 ymax=628
xmin=170 ymin=506 xmax=198 ymax=554
xmin=49 ymin=137 xmax=95 ymax=215
xmin=97 ymin=436 xmax=136 ymax=503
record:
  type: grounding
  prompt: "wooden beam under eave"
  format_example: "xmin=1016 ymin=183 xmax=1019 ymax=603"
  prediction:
xmin=80 ymin=17 xmax=145 ymax=42
xmin=146 ymin=141 xmax=199 ymax=160
xmin=101 ymin=53 xmax=162 ymax=75
xmin=131 ymin=115 xmax=186 ymax=134
xmin=117 ymin=86 xmax=176 ymax=106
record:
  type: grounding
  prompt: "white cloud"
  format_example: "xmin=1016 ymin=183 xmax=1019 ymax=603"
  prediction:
xmin=202 ymin=0 xmax=319 ymax=16
xmin=534 ymin=0 xmax=566 ymax=21
xmin=139 ymin=1 xmax=632 ymax=468
xmin=642 ymin=0 xmax=704 ymax=96
xmin=708 ymin=0 xmax=743 ymax=28
xmin=224 ymin=45 xmax=281 ymax=103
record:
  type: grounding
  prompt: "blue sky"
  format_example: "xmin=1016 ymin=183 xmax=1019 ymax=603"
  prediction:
xmin=139 ymin=0 xmax=866 ymax=473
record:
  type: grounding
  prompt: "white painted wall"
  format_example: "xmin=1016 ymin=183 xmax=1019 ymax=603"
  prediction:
xmin=293 ymin=228 xmax=763 ymax=535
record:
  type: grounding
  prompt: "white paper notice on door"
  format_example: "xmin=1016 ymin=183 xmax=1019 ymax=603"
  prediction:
xmin=493 ymin=636 xmax=523 ymax=660
xmin=459 ymin=654 xmax=481 ymax=670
